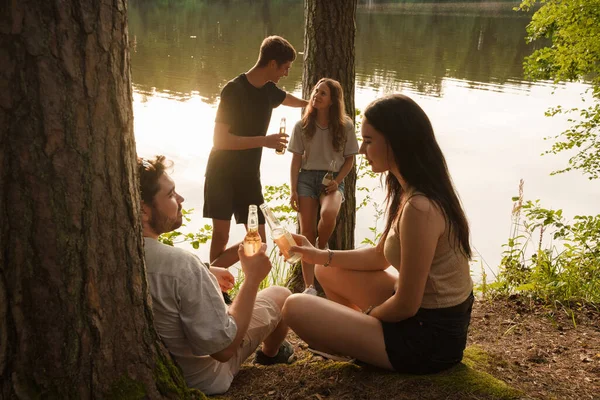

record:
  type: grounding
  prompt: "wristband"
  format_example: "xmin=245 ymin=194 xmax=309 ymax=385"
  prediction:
xmin=323 ymin=249 xmax=333 ymax=267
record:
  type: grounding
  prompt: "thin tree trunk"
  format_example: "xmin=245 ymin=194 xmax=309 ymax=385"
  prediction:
xmin=0 ymin=1 xmax=202 ymax=398
xmin=302 ymin=0 xmax=357 ymax=252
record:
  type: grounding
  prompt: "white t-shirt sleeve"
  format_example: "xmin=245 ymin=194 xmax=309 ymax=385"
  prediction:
xmin=287 ymin=121 xmax=304 ymax=155
xmin=343 ymin=119 xmax=359 ymax=157
xmin=178 ymin=258 xmax=237 ymax=356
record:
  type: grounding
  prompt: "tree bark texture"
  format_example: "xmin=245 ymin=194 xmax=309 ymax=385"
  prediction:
xmin=0 ymin=1 xmax=201 ymax=398
xmin=302 ymin=0 xmax=358 ymax=251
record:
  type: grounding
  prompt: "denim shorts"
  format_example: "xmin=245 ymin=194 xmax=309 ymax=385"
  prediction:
xmin=297 ymin=169 xmax=345 ymax=200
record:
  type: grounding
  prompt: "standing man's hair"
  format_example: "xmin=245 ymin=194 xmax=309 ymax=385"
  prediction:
xmin=137 ymin=155 xmax=172 ymax=204
xmin=256 ymin=36 xmax=296 ymax=67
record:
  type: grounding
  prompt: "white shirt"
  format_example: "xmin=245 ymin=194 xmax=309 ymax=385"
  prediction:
xmin=144 ymin=238 xmax=237 ymax=393
xmin=288 ymin=118 xmax=359 ymax=171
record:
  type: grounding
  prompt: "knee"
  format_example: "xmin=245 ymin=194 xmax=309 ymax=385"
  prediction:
xmin=282 ymin=293 xmax=308 ymax=326
xmin=320 ymin=209 xmax=338 ymax=224
xmin=212 ymin=230 xmax=229 ymax=244
xmin=260 ymin=285 xmax=292 ymax=310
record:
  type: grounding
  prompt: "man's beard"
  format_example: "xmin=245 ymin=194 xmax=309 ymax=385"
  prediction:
xmin=149 ymin=206 xmax=183 ymax=235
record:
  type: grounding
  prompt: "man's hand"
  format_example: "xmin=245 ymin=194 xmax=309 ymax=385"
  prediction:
xmin=238 ymin=243 xmax=272 ymax=285
xmin=290 ymin=191 xmax=299 ymax=211
xmin=263 ymin=133 xmax=289 ymax=150
xmin=289 ymin=234 xmax=328 ymax=265
xmin=210 ymin=267 xmax=235 ymax=292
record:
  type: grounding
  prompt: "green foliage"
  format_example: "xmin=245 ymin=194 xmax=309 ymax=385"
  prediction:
xmin=518 ymin=0 xmax=600 ymax=179
xmin=158 ymin=209 xmax=213 ymax=249
xmin=494 ymin=181 xmax=600 ymax=305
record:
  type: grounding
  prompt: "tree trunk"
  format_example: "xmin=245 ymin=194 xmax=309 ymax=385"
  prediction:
xmin=0 ymin=1 xmax=202 ymax=398
xmin=285 ymin=0 xmax=357 ymax=293
xmin=302 ymin=0 xmax=357 ymax=251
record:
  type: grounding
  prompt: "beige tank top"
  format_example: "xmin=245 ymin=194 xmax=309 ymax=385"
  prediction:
xmin=383 ymin=207 xmax=473 ymax=309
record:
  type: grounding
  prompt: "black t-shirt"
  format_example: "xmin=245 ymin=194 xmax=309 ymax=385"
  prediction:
xmin=206 ymin=74 xmax=286 ymax=178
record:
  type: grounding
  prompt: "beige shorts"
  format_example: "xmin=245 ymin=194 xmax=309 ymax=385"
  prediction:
xmin=227 ymin=292 xmax=282 ymax=376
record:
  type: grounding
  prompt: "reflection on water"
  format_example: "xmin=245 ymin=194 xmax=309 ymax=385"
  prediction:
xmin=129 ymin=0 xmax=600 ymax=278
xmin=129 ymin=0 xmax=544 ymax=101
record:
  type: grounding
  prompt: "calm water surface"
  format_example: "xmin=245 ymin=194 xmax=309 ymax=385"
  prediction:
xmin=129 ymin=0 xmax=600 ymax=279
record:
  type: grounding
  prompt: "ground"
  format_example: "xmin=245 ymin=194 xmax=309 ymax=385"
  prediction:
xmin=214 ymin=296 xmax=599 ymax=399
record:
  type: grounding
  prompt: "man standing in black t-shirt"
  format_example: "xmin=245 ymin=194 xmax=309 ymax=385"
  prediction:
xmin=204 ymin=36 xmax=308 ymax=272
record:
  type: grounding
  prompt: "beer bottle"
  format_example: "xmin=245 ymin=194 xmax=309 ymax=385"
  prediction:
xmin=275 ymin=117 xmax=286 ymax=155
xmin=321 ymin=160 xmax=336 ymax=188
xmin=259 ymin=203 xmax=302 ymax=264
xmin=243 ymin=205 xmax=262 ymax=256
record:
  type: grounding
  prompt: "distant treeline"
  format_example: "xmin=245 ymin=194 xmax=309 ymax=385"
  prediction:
xmin=129 ymin=0 xmax=521 ymax=7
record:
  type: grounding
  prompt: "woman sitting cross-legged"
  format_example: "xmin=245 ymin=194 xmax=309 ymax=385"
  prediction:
xmin=282 ymin=94 xmax=474 ymax=374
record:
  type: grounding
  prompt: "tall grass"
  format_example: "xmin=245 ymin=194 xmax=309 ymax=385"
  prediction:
xmin=488 ymin=180 xmax=600 ymax=306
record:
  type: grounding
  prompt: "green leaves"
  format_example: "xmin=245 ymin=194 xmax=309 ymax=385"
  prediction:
xmin=158 ymin=209 xmax=213 ymax=249
xmin=518 ymin=0 xmax=600 ymax=179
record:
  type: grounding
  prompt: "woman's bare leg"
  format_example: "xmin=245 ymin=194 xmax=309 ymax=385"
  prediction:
xmin=315 ymin=265 xmax=396 ymax=310
xmin=298 ymin=196 xmax=319 ymax=287
xmin=283 ymin=294 xmax=394 ymax=370
xmin=316 ymin=192 xmax=342 ymax=249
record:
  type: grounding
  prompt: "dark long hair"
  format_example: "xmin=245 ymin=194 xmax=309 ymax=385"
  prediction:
xmin=365 ymin=94 xmax=471 ymax=259
xmin=301 ymin=78 xmax=349 ymax=152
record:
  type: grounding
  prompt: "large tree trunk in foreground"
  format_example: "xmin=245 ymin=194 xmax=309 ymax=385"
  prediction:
xmin=288 ymin=0 xmax=358 ymax=291
xmin=0 ymin=1 xmax=201 ymax=398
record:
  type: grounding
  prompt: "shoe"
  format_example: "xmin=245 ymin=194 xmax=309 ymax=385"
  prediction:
xmin=254 ymin=340 xmax=296 ymax=365
xmin=302 ymin=285 xmax=318 ymax=296
xmin=307 ymin=347 xmax=354 ymax=363
xmin=316 ymin=236 xmax=329 ymax=250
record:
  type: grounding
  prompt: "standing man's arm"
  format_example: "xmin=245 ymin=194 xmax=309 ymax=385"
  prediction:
xmin=213 ymin=122 xmax=288 ymax=151
xmin=282 ymin=92 xmax=308 ymax=108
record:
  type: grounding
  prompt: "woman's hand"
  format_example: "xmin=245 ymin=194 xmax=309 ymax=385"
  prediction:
xmin=210 ymin=267 xmax=235 ymax=292
xmin=325 ymin=180 xmax=339 ymax=195
xmin=289 ymin=234 xmax=329 ymax=265
xmin=290 ymin=191 xmax=299 ymax=211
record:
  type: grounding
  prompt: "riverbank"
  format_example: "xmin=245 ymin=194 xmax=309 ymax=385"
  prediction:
xmin=216 ymin=296 xmax=599 ymax=399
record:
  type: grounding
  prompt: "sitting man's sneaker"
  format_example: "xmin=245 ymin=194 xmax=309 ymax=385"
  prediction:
xmin=254 ymin=340 xmax=296 ymax=365
xmin=302 ymin=285 xmax=318 ymax=296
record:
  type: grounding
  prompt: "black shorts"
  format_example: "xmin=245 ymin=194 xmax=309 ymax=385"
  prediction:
xmin=203 ymin=172 xmax=266 ymax=225
xmin=380 ymin=293 xmax=474 ymax=374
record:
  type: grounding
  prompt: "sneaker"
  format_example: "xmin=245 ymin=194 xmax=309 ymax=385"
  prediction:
xmin=316 ymin=236 xmax=329 ymax=250
xmin=307 ymin=347 xmax=354 ymax=363
xmin=254 ymin=340 xmax=296 ymax=365
xmin=302 ymin=285 xmax=318 ymax=296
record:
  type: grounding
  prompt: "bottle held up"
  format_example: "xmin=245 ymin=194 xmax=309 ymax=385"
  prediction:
xmin=259 ymin=203 xmax=302 ymax=264
xmin=243 ymin=205 xmax=262 ymax=256
xmin=275 ymin=117 xmax=287 ymax=155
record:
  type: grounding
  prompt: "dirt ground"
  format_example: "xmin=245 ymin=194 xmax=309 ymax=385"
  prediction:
xmin=468 ymin=296 xmax=600 ymax=400
xmin=218 ymin=296 xmax=599 ymax=400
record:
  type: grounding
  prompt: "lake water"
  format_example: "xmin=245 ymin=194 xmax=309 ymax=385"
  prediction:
xmin=129 ymin=0 xmax=600 ymax=280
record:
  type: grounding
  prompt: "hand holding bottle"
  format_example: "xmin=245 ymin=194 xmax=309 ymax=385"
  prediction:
xmin=263 ymin=133 xmax=288 ymax=150
xmin=237 ymin=243 xmax=272 ymax=285
xmin=324 ymin=180 xmax=339 ymax=195
xmin=288 ymin=233 xmax=328 ymax=266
